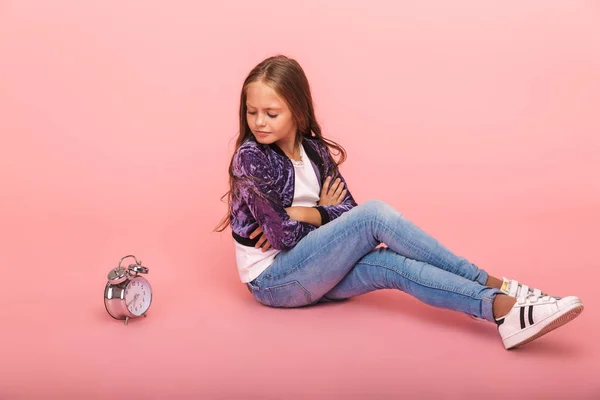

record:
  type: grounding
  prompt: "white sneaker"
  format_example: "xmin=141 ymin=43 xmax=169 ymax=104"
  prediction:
xmin=468 ymin=277 xmax=548 ymax=322
xmin=500 ymin=277 xmax=549 ymax=298
xmin=496 ymin=293 xmax=584 ymax=350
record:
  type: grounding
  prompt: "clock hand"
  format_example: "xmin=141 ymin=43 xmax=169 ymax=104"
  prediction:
xmin=127 ymin=294 xmax=140 ymax=308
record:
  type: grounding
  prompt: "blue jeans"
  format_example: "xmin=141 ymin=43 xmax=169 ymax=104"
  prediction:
xmin=246 ymin=200 xmax=503 ymax=322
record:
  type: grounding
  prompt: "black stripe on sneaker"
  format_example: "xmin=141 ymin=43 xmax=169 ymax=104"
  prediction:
xmin=520 ymin=307 xmax=526 ymax=329
xmin=528 ymin=305 xmax=534 ymax=325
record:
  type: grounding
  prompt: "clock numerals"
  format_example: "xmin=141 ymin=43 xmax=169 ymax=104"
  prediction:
xmin=124 ymin=279 xmax=150 ymax=315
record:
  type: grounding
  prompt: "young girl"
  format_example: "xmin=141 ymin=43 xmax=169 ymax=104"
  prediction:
xmin=215 ymin=55 xmax=584 ymax=350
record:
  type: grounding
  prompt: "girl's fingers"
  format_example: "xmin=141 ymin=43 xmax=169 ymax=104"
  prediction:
xmin=334 ymin=189 xmax=347 ymax=205
xmin=250 ymin=226 xmax=263 ymax=239
xmin=255 ymin=234 xmax=267 ymax=249
xmin=333 ymin=178 xmax=342 ymax=189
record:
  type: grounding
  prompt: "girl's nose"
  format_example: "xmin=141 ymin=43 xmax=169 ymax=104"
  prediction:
xmin=256 ymin=114 xmax=267 ymax=127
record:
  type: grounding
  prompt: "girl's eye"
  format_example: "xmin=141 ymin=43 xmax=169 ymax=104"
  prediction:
xmin=246 ymin=110 xmax=277 ymax=118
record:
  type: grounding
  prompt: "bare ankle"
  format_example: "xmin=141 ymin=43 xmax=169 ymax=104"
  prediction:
xmin=485 ymin=275 xmax=503 ymax=290
xmin=493 ymin=294 xmax=516 ymax=319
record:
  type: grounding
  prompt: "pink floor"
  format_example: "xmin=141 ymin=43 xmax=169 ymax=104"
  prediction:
xmin=1 ymin=201 xmax=598 ymax=399
xmin=2 ymin=2 xmax=599 ymax=398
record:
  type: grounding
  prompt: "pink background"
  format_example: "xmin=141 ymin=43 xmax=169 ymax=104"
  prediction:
xmin=1 ymin=0 xmax=599 ymax=399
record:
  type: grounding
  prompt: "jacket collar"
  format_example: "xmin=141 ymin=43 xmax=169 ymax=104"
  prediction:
xmin=267 ymin=137 xmax=325 ymax=183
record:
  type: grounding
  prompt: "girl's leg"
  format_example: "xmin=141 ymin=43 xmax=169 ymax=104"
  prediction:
xmin=321 ymin=247 xmax=503 ymax=321
xmin=320 ymin=246 xmax=583 ymax=351
xmin=357 ymin=200 xmax=490 ymax=284
xmin=247 ymin=200 xmax=502 ymax=321
xmin=358 ymin=200 xmax=542 ymax=295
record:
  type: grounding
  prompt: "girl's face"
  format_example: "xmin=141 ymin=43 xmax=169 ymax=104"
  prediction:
xmin=245 ymin=80 xmax=297 ymax=147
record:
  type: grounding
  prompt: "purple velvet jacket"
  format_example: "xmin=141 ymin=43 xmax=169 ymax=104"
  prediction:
xmin=230 ymin=136 xmax=358 ymax=251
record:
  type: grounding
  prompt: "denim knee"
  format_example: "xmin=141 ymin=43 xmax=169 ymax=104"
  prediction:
xmin=357 ymin=199 xmax=400 ymax=222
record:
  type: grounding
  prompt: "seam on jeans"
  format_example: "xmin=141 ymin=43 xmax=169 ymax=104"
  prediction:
xmin=266 ymin=281 xmax=312 ymax=305
xmin=268 ymin=220 xmax=373 ymax=281
xmin=356 ymin=258 xmax=487 ymax=301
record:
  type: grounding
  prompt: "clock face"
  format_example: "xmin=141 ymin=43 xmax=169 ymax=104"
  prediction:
xmin=124 ymin=277 xmax=152 ymax=316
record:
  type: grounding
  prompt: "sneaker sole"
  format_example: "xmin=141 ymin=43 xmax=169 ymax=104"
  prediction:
xmin=503 ymin=301 xmax=584 ymax=350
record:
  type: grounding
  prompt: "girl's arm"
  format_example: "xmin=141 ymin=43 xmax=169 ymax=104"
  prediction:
xmin=285 ymin=207 xmax=323 ymax=227
xmin=313 ymin=142 xmax=358 ymax=225
xmin=234 ymin=146 xmax=317 ymax=250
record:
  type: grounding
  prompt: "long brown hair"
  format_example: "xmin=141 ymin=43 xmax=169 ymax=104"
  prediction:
xmin=214 ymin=55 xmax=347 ymax=233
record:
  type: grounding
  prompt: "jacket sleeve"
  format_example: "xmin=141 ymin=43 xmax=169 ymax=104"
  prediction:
xmin=313 ymin=142 xmax=359 ymax=225
xmin=233 ymin=146 xmax=317 ymax=251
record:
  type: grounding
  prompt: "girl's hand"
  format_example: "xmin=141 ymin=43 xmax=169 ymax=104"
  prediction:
xmin=318 ymin=176 xmax=347 ymax=206
xmin=250 ymin=226 xmax=272 ymax=252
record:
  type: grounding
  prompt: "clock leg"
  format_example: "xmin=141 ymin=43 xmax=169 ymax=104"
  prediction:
xmin=143 ymin=313 xmax=147 ymax=318
xmin=124 ymin=316 xmax=129 ymax=326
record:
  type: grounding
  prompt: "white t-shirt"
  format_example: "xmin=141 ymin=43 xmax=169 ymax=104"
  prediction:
xmin=234 ymin=143 xmax=321 ymax=283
